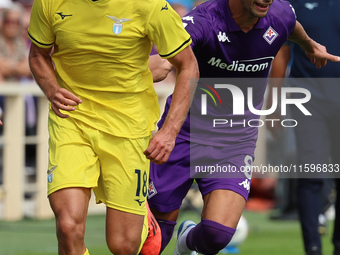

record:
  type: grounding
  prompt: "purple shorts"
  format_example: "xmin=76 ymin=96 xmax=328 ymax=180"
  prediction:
xmin=148 ymin=137 xmax=253 ymax=213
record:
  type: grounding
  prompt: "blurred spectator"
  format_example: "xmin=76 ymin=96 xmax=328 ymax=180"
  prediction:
xmin=0 ymin=0 xmax=12 ymax=24
xmin=0 ymin=3 xmax=31 ymax=81
xmin=264 ymin=44 xmax=299 ymax=220
xmin=0 ymin=1 xmax=37 ymax=175
xmin=268 ymin=1 xmax=340 ymax=255
xmin=13 ymin=0 xmax=33 ymax=47
xmin=289 ymin=0 xmax=340 ymax=252
xmin=0 ymin=0 xmax=12 ymax=8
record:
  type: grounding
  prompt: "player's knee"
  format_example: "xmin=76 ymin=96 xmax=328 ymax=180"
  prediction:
xmin=56 ymin=218 xmax=85 ymax=241
xmin=196 ymin=220 xmax=235 ymax=254
xmin=107 ymin=244 xmax=139 ymax=255
xmin=106 ymin=234 xmax=140 ymax=255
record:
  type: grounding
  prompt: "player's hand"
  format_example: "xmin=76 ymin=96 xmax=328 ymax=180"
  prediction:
xmin=50 ymin=88 xmax=82 ymax=118
xmin=143 ymin=129 xmax=176 ymax=165
xmin=303 ymin=40 xmax=340 ymax=68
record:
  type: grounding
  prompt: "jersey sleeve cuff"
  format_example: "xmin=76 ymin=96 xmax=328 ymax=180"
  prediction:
xmin=28 ymin=31 xmax=55 ymax=48
xmin=159 ymin=37 xmax=192 ymax=59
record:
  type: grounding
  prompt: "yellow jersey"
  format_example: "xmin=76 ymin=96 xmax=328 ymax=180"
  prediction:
xmin=28 ymin=0 xmax=191 ymax=138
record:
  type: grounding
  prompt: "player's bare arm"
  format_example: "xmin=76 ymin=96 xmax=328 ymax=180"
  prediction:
xmin=28 ymin=43 xmax=82 ymax=118
xmin=144 ymin=46 xmax=199 ymax=164
xmin=288 ymin=21 xmax=340 ymax=68
xmin=266 ymin=44 xmax=291 ymax=139
xmin=149 ymin=54 xmax=174 ymax=83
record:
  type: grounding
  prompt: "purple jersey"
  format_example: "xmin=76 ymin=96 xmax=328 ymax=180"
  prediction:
xmin=158 ymin=0 xmax=296 ymax=156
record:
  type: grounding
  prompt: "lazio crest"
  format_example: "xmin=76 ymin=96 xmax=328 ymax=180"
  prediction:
xmin=107 ymin=16 xmax=131 ymax=35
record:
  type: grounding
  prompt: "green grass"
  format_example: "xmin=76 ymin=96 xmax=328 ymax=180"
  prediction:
xmin=0 ymin=210 xmax=335 ymax=255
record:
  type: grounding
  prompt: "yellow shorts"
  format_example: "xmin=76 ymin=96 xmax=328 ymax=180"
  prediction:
xmin=47 ymin=113 xmax=151 ymax=216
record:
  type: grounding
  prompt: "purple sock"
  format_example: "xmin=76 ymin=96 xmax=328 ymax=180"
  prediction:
xmin=186 ymin=218 xmax=236 ymax=254
xmin=157 ymin=219 xmax=177 ymax=253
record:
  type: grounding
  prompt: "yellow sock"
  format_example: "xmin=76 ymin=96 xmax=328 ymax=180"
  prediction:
xmin=83 ymin=248 xmax=90 ymax=255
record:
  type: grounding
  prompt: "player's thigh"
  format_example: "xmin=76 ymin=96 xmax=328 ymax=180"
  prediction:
xmin=196 ymin=153 xmax=252 ymax=228
xmin=148 ymin=137 xmax=193 ymax=214
xmin=94 ymin=135 xmax=151 ymax=215
xmin=49 ymin=187 xmax=92 ymax=228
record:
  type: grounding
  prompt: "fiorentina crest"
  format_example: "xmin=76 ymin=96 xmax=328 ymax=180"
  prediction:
xmin=148 ymin=181 xmax=158 ymax=199
xmin=263 ymin=26 xmax=279 ymax=45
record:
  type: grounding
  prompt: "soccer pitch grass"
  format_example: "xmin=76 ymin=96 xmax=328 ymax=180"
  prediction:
xmin=0 ymin=210 xmax=334 ymax=255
